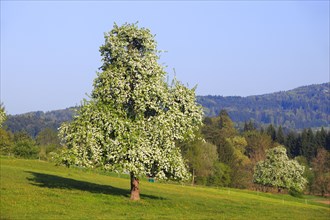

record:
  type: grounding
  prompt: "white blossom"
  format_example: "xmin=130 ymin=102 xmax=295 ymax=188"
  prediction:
xmin=253 ymin=146 xmax=307 ymax=192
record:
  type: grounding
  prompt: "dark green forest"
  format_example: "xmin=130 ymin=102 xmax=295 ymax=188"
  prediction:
xmin=198 ymin=82 xmax=329 ymax=130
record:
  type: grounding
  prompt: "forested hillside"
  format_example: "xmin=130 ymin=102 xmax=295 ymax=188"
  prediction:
xmin=4 ymin=108 xmax=76 ymax=137
xmin=4 ymin=83 xmax=329 ymax=137
xmin=198 ymin=83 xmax=329 ymax=130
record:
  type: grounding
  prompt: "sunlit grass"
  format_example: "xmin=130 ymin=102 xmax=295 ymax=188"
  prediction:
xmin=1 ymin=157 xmax=329 ymax=219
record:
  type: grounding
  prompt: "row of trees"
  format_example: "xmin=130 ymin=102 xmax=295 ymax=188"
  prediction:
xmin=179 ymin=110 xmax=330 ymax=196
xmin=262 ymin=124 xmax=330 ymax=160
xmin=0 ymin=127 xmax=60 ymax=160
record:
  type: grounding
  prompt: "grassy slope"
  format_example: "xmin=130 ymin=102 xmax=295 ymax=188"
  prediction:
xmin=0 ymin=157 xmax=329 ymax=220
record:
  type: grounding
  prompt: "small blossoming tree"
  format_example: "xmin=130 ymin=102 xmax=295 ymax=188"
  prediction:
xmin=253 ymin=146 xmax=307 ymax=192
xmin=0 ymin=104 xmax=6 ymax=127
xmin=59 ymin=23 xmax=203 ymax=200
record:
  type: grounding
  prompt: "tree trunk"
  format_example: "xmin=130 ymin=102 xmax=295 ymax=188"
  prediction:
xmin=130 ymin=172 xmax=140 ymax=200
xmin=191 ymin=168 xmax=195 ymax=186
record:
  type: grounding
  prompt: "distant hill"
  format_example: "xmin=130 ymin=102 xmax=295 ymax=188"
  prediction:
xmin=197 ymin=82 xmax=330 ymax=130
xmin=4 ymin=83 xmax=329 ymax=137
xmin=4 ymin=108 xmax=76 ymax=137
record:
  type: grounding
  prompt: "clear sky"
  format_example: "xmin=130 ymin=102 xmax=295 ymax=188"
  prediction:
xmin=1 ymin=1 xmax=329 ymax=115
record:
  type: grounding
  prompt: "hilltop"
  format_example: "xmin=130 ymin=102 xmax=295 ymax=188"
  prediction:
xmin=198 ymin=82 xmax=329 ymax=130
xmin=4 ymin=83 xmax=329 ymax=137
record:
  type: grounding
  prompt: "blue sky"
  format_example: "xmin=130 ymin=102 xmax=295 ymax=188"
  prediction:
xmin=1 ymin=1 xmax=329 ymax=115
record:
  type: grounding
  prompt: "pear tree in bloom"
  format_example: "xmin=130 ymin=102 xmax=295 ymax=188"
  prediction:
xmin=253 ymin=146 xmax=307 ymax=192
xmin=59 ymin=23 xmax=203 ymax=200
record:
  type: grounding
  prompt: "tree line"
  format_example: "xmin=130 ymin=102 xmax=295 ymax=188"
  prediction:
xmin=179 ymin=110 xmax=330 ymax=196
xmin=0 ymin=127 xmax=60 ymax=160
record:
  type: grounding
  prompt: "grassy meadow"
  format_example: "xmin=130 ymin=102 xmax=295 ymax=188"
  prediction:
xmin=0 ymin=156 xmax=329 ymax=219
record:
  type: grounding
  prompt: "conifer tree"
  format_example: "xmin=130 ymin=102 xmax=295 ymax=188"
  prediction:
xmin=266 ymin=124 xmax=276 ymax=141
xmin=312 ymin=148 xmax=330 ymax=196
xmin=276 ymin=126 xmax=285 ymax=144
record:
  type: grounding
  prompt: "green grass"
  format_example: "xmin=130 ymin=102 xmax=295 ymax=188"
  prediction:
xmin=1 ymin=157 xmax=329 ymax=219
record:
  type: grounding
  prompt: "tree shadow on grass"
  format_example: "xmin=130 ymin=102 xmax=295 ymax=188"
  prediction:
xmin=26 ymin=171 xmax=165 ymax=200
